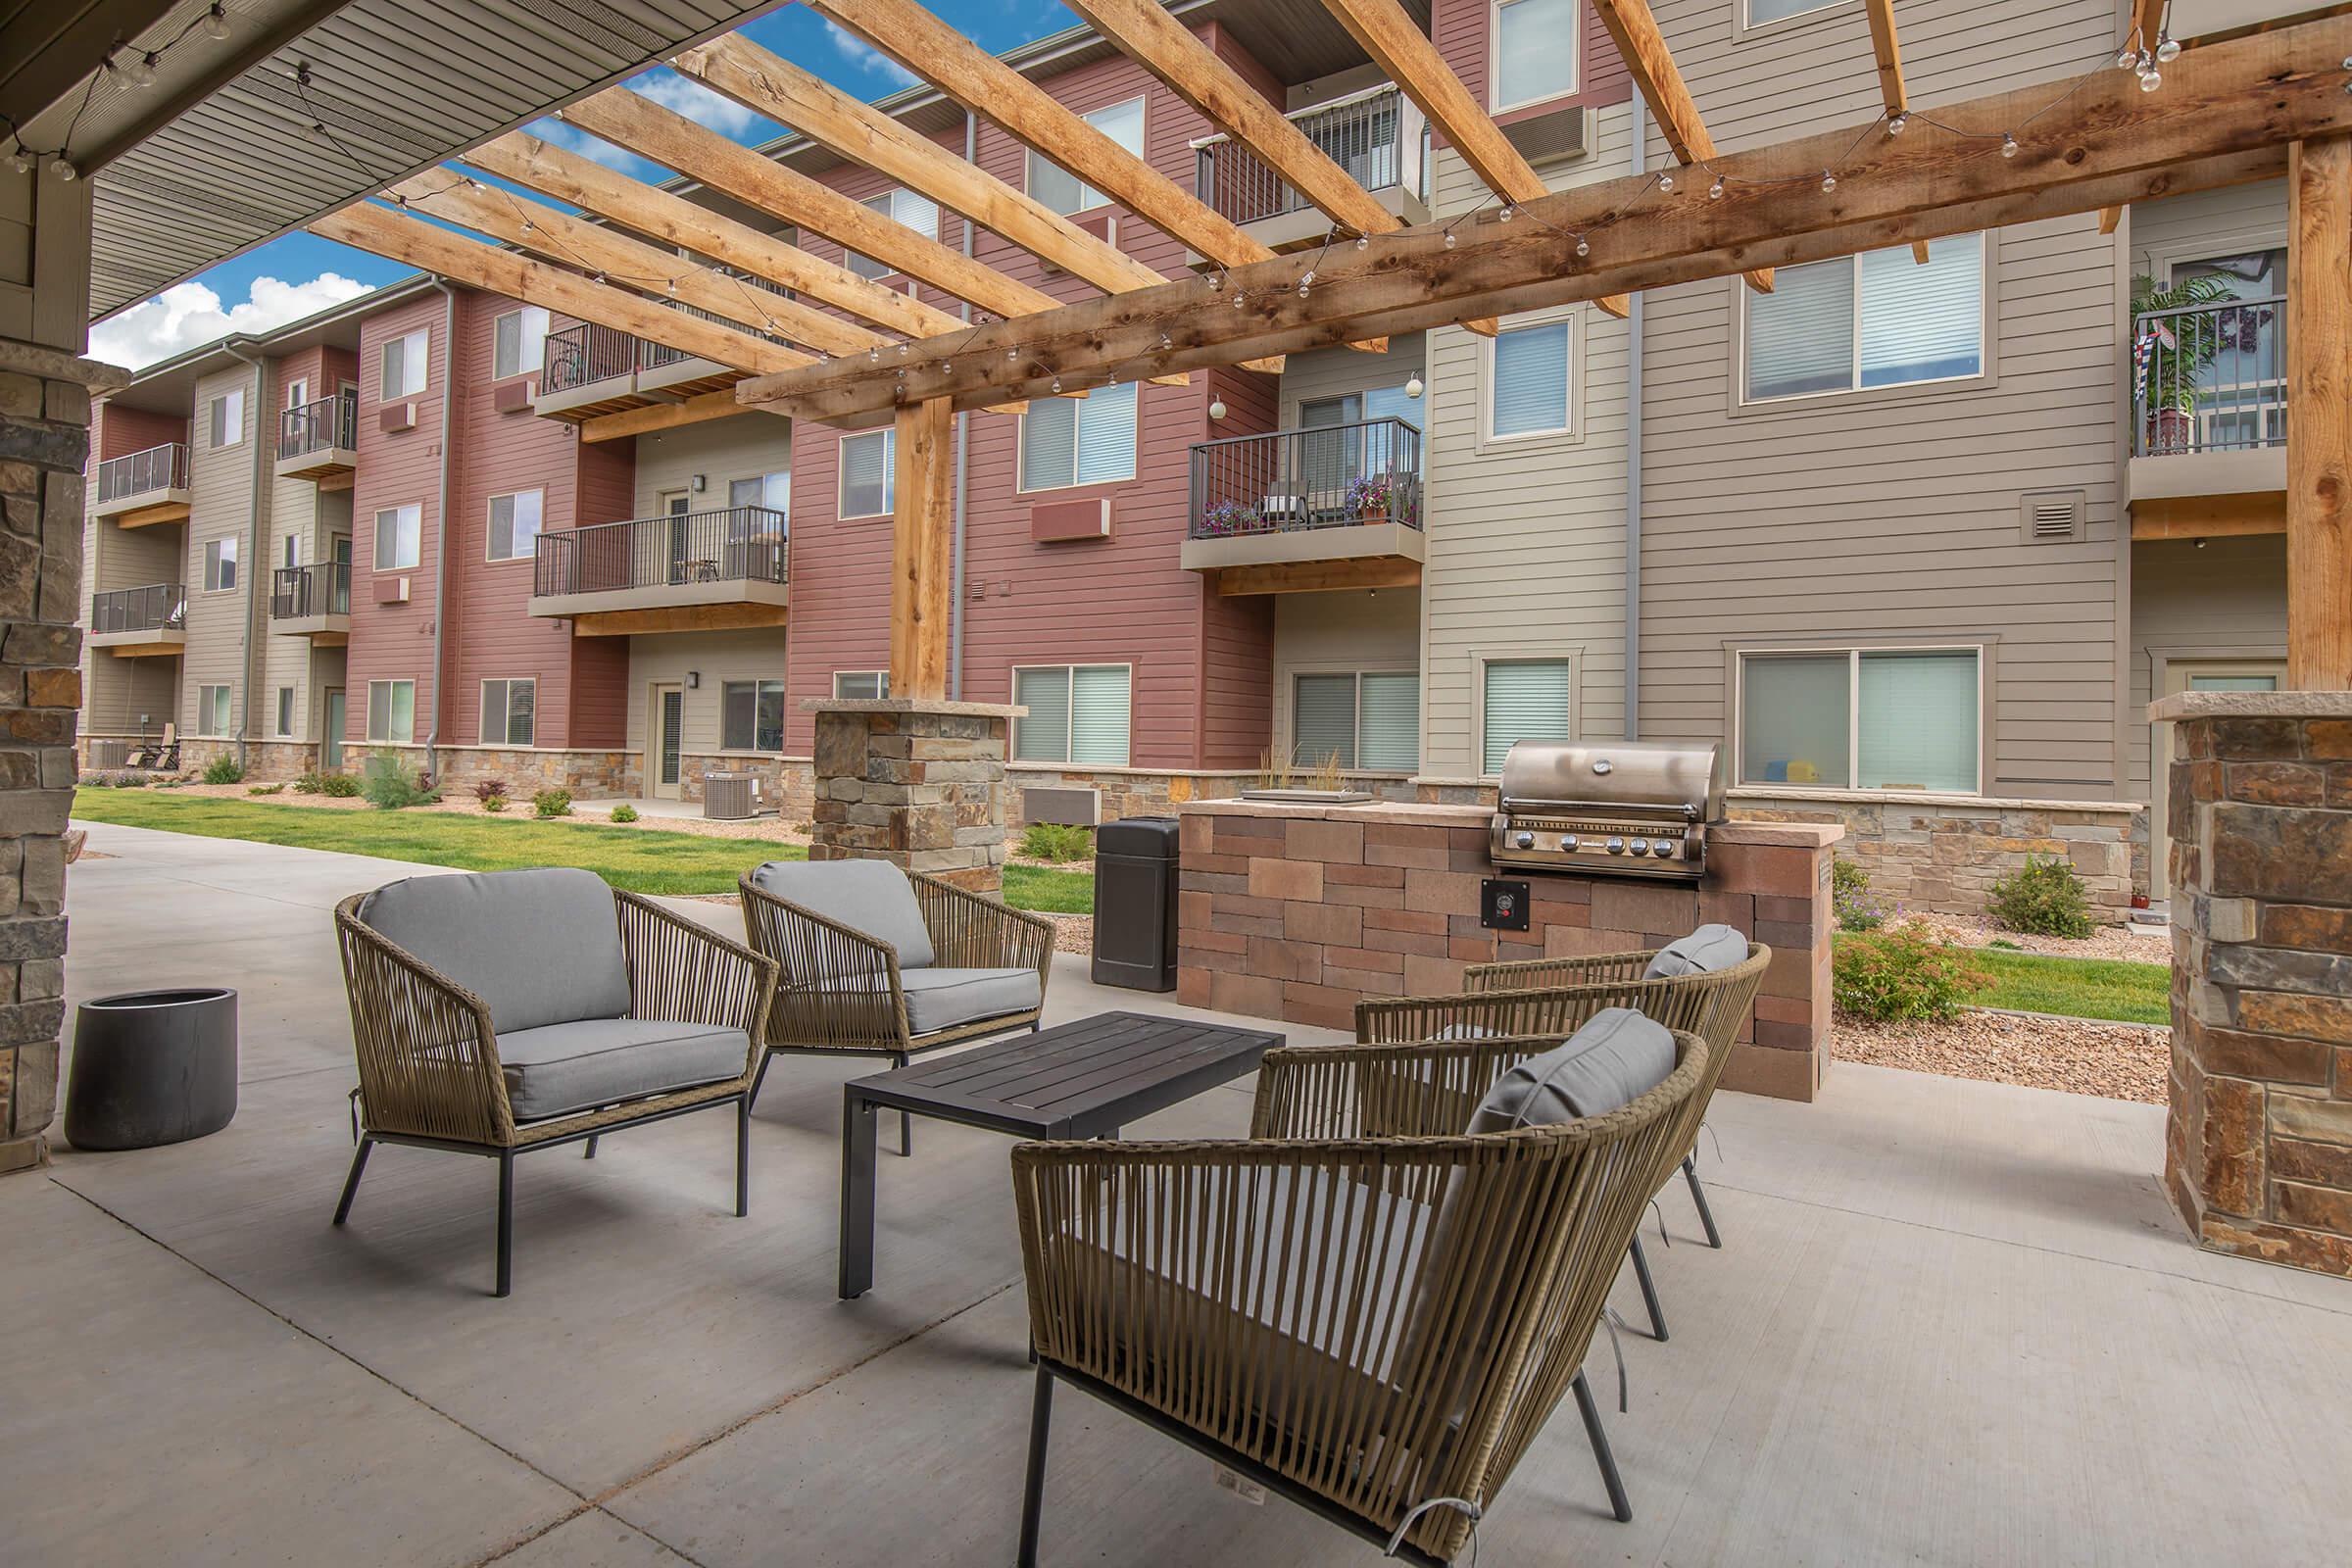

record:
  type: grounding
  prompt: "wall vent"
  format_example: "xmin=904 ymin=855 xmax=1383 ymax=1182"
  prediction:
xmin=2019 ymin=490 xmax=2085 ymax=544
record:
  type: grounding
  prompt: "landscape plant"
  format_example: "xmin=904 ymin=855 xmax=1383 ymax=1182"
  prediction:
xmin=470 ymin=778 xmax=510 ymax=804
xmin=248 ymin=783 xmax=284 ymax=796
xmin=609 ymin=803 xmax=638 ymax=823
xmin=1018 ymin=822 xmax=1093 ymax=861
xmin=360 ymin=750 xmax=429 ymax=810
xmin=202 ymin=755 xmax=244 ymax=786
xmin=1833 ymin=918 xmax=1991 ymax=1024
xmin=479 ymin=793 xmax=508 ymax=813
xmin=1831 ymin=858 xmax=1886 ymax=932
xmin=317 ymin=773 xmax=361 ymax=799
xmin=1986 ymin=854 xmax=2096 ymax=940
xmin=533 ymin=788 xmax=572 ymax=819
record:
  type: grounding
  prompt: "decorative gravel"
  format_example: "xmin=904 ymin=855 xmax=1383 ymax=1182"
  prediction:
xmin=126 ymin=782 xmax=813 ymax=845
xmin=1905 ymin=912 xmax=2170 ymax=965
xmin=1040 ymin=912 xmax=1093 ymax=956
xmin=1833 ymin=1011 xmax=2168 ymax=1104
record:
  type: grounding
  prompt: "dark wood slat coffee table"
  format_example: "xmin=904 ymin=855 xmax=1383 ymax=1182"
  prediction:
xmin=839 ymin=1010 xmax=1282 ymax=1298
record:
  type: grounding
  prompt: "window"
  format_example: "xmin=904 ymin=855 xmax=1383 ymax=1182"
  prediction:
xmin=281 ymin=533 xmax=301 ymax=570
xmin=480 ymin=678 xmax=536 ymax=747
xmin=284 ymin=377 xmax=309 ymax=410
xmin=198 ymin=684 xmax=232 ymax=735
xmin=840 ymin=429 xmax=894 ymax=518
xmin=1745 ymin=0 xmax=1844 ymax=24
xmin=1481 ymin=660 xmax=1574 ymax=774
xmin=208 ymin=387 xmax=244 ymax=449
xmin=1293 ymin=671 xmax=1419 ymax=771
xmin=1020 ymin=382 xmax=1139 ymax=491
xmin=203 ymin=537 xmax=237 ymax=592
xmin=275 ymin=686 xmax=295 ymax=738
xmin=721 ymin=679 xmax=787 ymax=752
xmin=487 ymin=491 xmax=543 ymax=562
xmin=1013 ymin=664 xmax=1131 ymax=765
xmin=493 ymin=306 xmax=550 ymax=380
xmin=374 ymin=504 xmax=420 ymax=571
xmin=1490 ymin=318 xmax=1572 ymax=439
xmin=367 ymin=679 xmax=416 ymax=745
xmin=1492 ymin=0 xmax=1579 ymax=110
xmin=1738 ymin=648 xmax=1982 ymax=794
xmin=834 ymin=670 xmax=889 ymax=700
xmin=1743 ymin=234 xmax=1984 ymax=403
xmin=1029 ymin=96 xmax=1146 ymax=215
xmin=846 ymin=190 xmax=939 ymax=281
xmin=729 ymin=471 xmax=790 ymax=514
xmin=381 ymin=328 xmax=428 ymax=400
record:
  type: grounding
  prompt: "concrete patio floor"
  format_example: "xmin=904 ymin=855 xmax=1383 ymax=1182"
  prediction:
xmin=9 ymin=821 xmax=2350 ymax=1566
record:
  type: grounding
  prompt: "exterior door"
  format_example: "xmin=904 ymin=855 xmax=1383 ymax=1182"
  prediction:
xmin=2151 ymin=659 xmax=2285 ymax=899
xmin=322 ymin=689 xmax=345 ymax=770
xmin=661 ymin=491 xmax=692 ymax=585
xmin=331 ymin=534 xmax=352 ymax=613
xmin=650 ymin=683 xmax=684 ymax=800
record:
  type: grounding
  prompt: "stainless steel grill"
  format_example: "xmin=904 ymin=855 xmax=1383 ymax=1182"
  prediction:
xmin=1490 ymin=740 xmax=1725 ymax=882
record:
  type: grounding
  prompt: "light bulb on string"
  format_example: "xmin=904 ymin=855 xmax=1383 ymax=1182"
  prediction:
xmin=1821 ymin=172 xmax=1837 ymax=192
xmin=2115 ymin=43 xmax=2139 ymax=70
xmin=1575 ymin=238 xmax=1590 ymax=258
xmin=1708 ymin=178 xmax=1725 ymax=200
xmin=205 ymin=3 xmax=231 ymax=39
xmin=1886 ymin=114 xmax=1906 ymax=135
xmin=2001 ymin=133 xmax=2020 ymax=158
xmin=2139 ymin=67 xmax=2162 ymax=91
xmin=2155 ymin=35 xmax=2180 ymax=63
xmin=119 ymin=51 xmax=157 ymax=88
xmin=1499 ymin=205 xmax=1515 ymax=221
xmin=1050 ymin=378 xmax=1062 ymax=394
xmin=1444 ymin=231 xmax=1456 ymax=248
xmin=52 ymin=159 xmax=75 ymax=181
xmin=1656 ymin=172 xmax=1673 ymax=192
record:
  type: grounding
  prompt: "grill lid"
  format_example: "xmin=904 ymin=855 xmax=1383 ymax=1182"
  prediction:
xmin=1497 ymin=739 xmax=1725 ymax=822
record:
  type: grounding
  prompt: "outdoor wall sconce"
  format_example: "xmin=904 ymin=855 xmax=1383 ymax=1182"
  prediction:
xmin=686 ymin=671 xmax=700 ymax=688
xmin=692 ymin=474 xmax=708 ymax=492
xmin=1405 ymin=375 xmax=1424 ymax=399
xmin=1208 ymin=398 xmax=1227 ymax=420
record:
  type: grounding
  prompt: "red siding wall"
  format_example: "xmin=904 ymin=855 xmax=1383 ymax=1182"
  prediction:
xmin=93 ymin=402 xmax=187 ymax=462
xmin=345 ymin=291 xmax=450 ymax=748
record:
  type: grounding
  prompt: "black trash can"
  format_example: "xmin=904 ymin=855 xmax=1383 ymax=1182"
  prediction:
xmin=65 ymin=987 xmax=239 ymax=1151
xmin=1092 ymin=815 xmax=1181 ymax=992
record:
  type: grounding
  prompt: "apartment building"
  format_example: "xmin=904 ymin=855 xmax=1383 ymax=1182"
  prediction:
xmin=78 ymin=0 xmax=2299 ymax=918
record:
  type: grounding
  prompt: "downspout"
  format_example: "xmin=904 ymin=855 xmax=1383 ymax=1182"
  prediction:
xmin=1623 ymin=101 xmax=1646 ymax=742
xmin=426 ymin=276 xmax=458 ymax=780
xmin=225 ymin=342 xmax=270 ymax=771
xmin=950 ymin=109 xmax=976 ymax=700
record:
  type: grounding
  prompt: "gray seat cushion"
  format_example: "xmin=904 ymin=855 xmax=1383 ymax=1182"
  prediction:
xmin=1467 ymin=1007 xmax=1676 ymax=1132
xmin=358 ymin=868 xmax=631 ymax=1035
xmin=751 ymin=859 xmax=936 ymax=969
xmin=1642 ymin=923 xmax=1749 ymax=981
xmin=898 ymin=966 xmax=1040 ymax=1035
xmin=494 ymin=1017 xmax=749 ymax=1121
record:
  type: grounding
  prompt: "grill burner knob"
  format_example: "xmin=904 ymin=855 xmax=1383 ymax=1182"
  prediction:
xmin=1559 ymin=834 xmax=1578 ymax=850
xmin=1651 ymin=839 xmax=1676 ymax=858
xmin=1514 ymin=831 xmax=1534 ymax=850
xmin=1628 ymin=840 xmax=1650 ymax=857
xmin=1605 ymin=837 xmax=1625 ymax=855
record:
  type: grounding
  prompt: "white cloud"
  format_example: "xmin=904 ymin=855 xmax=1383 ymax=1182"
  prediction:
xmin=530 ymin=118 xmax=663 ymax=180
xmin=819 ymin=19 xmax=918 ymax=90
xmin=90 ymin=272 xmax=374 ymax=371
xmin=628 ymin=69 xmax=779 ymax=139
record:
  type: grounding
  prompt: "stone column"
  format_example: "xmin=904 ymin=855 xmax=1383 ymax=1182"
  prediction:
xmin=806 ymin=699 xmax=1020 ymax=894
xmin=2155 ymin=691 xmax=2352 ymax=1278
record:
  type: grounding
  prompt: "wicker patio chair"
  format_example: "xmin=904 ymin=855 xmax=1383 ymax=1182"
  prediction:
xmin=332 ymin=868 xmax=777 ymax=1298
xmin=1353 ymin=937 xmax=1770 ymax=1341
xmin=739 ymin=859 xmax=1052 ymax=1153
xmin=1011 ymin=1028 xmax=1706 ymax=1565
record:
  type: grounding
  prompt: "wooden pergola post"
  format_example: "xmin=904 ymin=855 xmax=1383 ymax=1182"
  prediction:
xmin=888 ymin=399 xmax=955 ymax=701
xmin=2288 ymin=135 xmax=2352 ymax=690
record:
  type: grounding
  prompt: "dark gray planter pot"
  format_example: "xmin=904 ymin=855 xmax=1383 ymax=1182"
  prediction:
xmin=65 ymin=988 xmax=239 ymax=1151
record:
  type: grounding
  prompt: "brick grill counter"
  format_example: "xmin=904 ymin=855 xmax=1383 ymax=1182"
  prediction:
xmin=1175 ymin=800 xmax=1842 ymax=1102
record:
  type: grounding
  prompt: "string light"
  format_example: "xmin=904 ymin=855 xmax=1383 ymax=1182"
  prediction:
xmin=2155 ymin=35 xmax=2181 ymax=64
xmin=1821 ymin=172 xmax=1837 ymax=192
xmin=1444 ymin=232 xmax=1456 ymax=248
xmin=2139 ymin=67 xmax=2162 ymax=92
xmin=1886 ymin=114 xmax=1907 ymax=135
xmin=1204 ymin=273 xmax=1222 ymax=291
xmin=204 ymin=4 xmax=231 ymax=40
xmin=1049 ymin=377 xmax=1062 ymax=394
xmin=1575 ymin=238 xmax=1590 ymax=258
xmin=1499 ymin=205 xmax=1516 ymax=221
xmin=117 ymin=50 xmax=159 ymax=88
xmin=1708 ymin=178 xmax=1725 ymax=200
xmin=2001 ymin=133 xmax=2020 ymax=158
xmin=1656 ymin=172 xmax=1674 ymax=192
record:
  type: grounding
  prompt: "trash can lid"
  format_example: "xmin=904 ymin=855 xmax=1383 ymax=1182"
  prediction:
xmin=1096 ymin=815 xmax=1181 ymax=857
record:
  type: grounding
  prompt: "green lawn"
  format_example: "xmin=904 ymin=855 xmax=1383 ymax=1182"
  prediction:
xmin=72 ymin=788 xmax=1096 ymax=911
xmin=1965 ymin=945 xmax=2171 ymax=1025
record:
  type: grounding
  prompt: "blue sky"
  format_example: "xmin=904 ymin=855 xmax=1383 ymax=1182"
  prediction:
xmin=91 ymin=1 xmax=1081 ymax=368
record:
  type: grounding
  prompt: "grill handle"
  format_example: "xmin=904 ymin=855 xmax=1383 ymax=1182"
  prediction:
xmin=1498 ymin=798 xmax=1703 ymax=821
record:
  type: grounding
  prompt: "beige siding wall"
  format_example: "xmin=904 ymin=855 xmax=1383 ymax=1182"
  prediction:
xmin=181 ymin=362 xmax=266 ymax=737
xmin=621 ymin=629 xmax=792 ymax=756
xmin=1272 ymin=334 xmax=1424 ymax=429
xmin=260 ymin=464 xmax=342 ymax=742
xmin=1271 ymin=589 xmax=1422 ymax=767
xmin=2128 ymin=535 xmax=2286 ymax=794
xmin=2129 ymin=179 xmax=2288 ymax=281
xmin=630 ymin=412 xmax=792 ymax=520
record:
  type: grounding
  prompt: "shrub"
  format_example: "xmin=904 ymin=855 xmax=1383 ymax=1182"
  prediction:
xmin=1986 ymin=854 xmax=2095 ymax=940
xmin=290 ymin=769 xmax=322 ymax=794
xmin=1831 ymin=857 xmax=1886 ymax=933
xmin=201 ymin=755 xmax=245 ymax=786
xmin=317 ymin=772 xmax=362 ymax=799
xmin=1834 ymin=919 xmax=1991 ymax=1024
xmin=479 ymin=793 xmax=508 ymax=813
xmin=360 ymin=750 xmax=428 ymax=810
xmin=1018 ymin=822 xmax=1093 ymax=861
xmin=609 ymin=803 xmax=639 ymax=823
xmin=533 ymin=788 xmax=572 ymax=818
xmin=248 ymin=783 xmax=284 ymax=796
xmin=470 ymin=778 xmax=510 ymax=803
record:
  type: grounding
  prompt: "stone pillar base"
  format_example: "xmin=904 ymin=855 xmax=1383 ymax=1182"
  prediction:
xmin=2153 ymin=691 xmax=2352 ymax=1278
xmin=806 ymin=698 xmax=1020 ymax=894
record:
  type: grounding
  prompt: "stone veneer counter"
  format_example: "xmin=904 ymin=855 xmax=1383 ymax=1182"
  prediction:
xmin=1175 ymin=800 xmax=1842 ymax=1102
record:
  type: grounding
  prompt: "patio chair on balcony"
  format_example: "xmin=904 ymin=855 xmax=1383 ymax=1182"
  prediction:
xmin=331 ymin=868 xmax=777 ymax=1297
xmin=1353 ymin=928 xmax=1769 ymax=1340
xmin=1012 ymin=1017 xmax=1707 ymax=1564
xmin=738 ymin=860 xmax=1052 ymax=1153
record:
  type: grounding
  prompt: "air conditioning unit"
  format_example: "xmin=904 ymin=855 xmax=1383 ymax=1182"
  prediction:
xmin=374 ymin=575 xmax=410 ymax=605
xmin=1023 ymin=785 xmax=1102 ymax=827
xmin=378 ymin=400 xmax=417 ymax=433
xmin=704 ymin=769 xmax=757 ymax=820
xmin=1030 ymin=496 xmax=1113 ymax=542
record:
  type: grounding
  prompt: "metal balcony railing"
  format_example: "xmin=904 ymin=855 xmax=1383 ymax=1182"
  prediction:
xmin=91 ymin=582 xmax=186 ymax=634
xmin=541 ymin=321 xmax=639 ymax=394
xmin=2132 ymin=294 xmax=2286 ymax=457
xmin=1188 ymin=417 xmax=1424 ymax=539
xmin=1196 ymin=85 xmax=1421 ymax=227
xmin=271 ymin=561 xmax=351 ymax=619
xmin=533 ymin=506 xmax=789 ymax=597
xmin=278 ymin=391 xmax=358 ymax=460
xmin=95 ymin=442 xmax=188 ymax=504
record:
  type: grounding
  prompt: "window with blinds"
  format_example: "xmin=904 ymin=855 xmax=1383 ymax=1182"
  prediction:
xmin=276 ymin=686 xmax=295 ymax=738
xmin=367 ymin=679 xmax=416 ymax=745
xmin=487 ymin=490 xmax=542 ymax=562
xmin=1293 ymin=674 xmax=1358 ymax=768
xmin=203 ymin=537 xmax=237 ymax=592
xmin=374 ymin=504 xmax=420 ymax=570
xmin=833 ymin=670 xmax=889 ymax=700
xmin=381 ymin=328 xmax=427 ymax=399
xmin=1740 ymin=653 xmax=1850 ymax=788
xmin=480 ymin=678 xmax=536 ymax=747
xmin=1482 ymin=661 xmax=1574 ymax=773
xmin=721 ymin=679 xmax=786 ymax=752
xmin=1746 ymin=0 xmax=1840 ymax=23
xmin=1014 ymin=665 xmax=1131 ymax=765
xmin=840 ymin=430 xmax=894 ymax=518
xmin=1030 ymin=96 xmax=1145 ymax=215
xmin=209 ymin=387 xmax=244 ymax=448
xmin=1746 ymin=234 xmax=1984 ymax=402
xmin=1493 ymin=0 xmax=1579 ymax=109
xmin=1739 ymin=648 xmax=1982 ymax=793
xmin=846 ymin=190 xmax=940 ymax=280
xmin=1293 ymin=672 xmax=1420 ymax=771
xmin=1491 ymin=319 xmax=1571 ymax=438
xmin=493 ymin=307 xmax=549 ymax=380
xmin=729 ymin=470 xmax=790 ymax=514
xmin=199 ymin=684 xmax=232 ymax=736
xmin=1021 ymin=382 xmax=1139 ymax=491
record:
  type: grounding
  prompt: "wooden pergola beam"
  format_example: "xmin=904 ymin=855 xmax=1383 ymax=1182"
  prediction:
xmin=309 ymin=202 xmax=808 ymax=374
xmin=889 ymin=399 xmax=956 ymax=699
xmin=1857 ymin=0 xmax=1929 ymax=261
xmin=1594 ymin=0 xmax=1771 ymax=292
xmin=2287 ymin=133 xmax=2352 ymax=687
xmin=580 ymin=387 xmax=788 ymax=443
xmin=2100 ymin=0 xmax=2173 ymax=236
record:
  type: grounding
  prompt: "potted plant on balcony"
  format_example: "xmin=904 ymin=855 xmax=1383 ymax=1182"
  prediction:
xmin=2132 ymin=271 xmax=2237 ymax=455
xmin=1345 ymin=473 xmax=1417 ymax=527
xmin=1199 ymin=498 xmax=1266 ymax=537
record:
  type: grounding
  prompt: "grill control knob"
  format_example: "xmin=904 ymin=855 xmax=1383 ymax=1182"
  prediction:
xmin=1558 ymin=834 xmax=1579 ymax=851
xmin=1628 ymin=840 xmax=1650 ymax=857
xmin=1605 ymin=837 xmax=1626 ymax=855
xmin=1651 ymin=839 xmax=1677 ymax=858
xmin=1514 ymin=831 xmax=1534 ymax=850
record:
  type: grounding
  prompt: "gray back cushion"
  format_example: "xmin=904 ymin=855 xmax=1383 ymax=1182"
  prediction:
xmin=751 ymin=859 xmax=936 ymax=969
xmin=358 ymin=868 xmax=631 ymax=1035
xmin=1467 ymin=1008 xmax=1676 ymax=1133
xmin=1643 ymin=923 xmax=1749 ymax=981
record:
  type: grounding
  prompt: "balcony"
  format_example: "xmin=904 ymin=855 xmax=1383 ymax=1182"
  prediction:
xmin=276 ymin=392 xmax=359 ymax=486
xmin=1194 ymin=85 xmax=1428 ymax=253
xmin=2129 ymin=293 xmax=2287 ymax=535
xmin=270 ymin=562 xmax=351 ymax=643
xmin=528 ymin=505 xmax=789 ymax=634
xmin=88 ymin=582 xmax=185 ymax=656
xmin=1182 ymin=417 xmax=1425 ymax=594
xmin=533 ymin=300 xmax=779 ymax=424
xmin=92 ymin=443 xmax=190 ymax=527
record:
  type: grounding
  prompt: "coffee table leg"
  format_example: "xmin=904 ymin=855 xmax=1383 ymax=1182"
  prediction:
xmin=841 ymin=1087 xmax=878 ymax=1299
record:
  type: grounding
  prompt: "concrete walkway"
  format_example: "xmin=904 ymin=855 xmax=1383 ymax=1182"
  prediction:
xmin=9 ymin=821 xmax=2350 ymax=1566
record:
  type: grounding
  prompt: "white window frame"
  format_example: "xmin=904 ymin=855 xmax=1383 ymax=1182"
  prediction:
xmin=479 ymin=676 xmax=537 ymax=748
xmin=1731 ymin=643 xmax=1987 ymax=797
xmin=1017 ymin=382 xmax=1141 ymax=494
xmin=492 ymin=306 xmax=550 ymax=381
xmin=198 ymin=684 xmax=232 ymax=736
xmin=202 ymin=536 xmax=238 ymax=593
xmin=209 ymin=387 xmax=245 ymax=449
xmin=485 ymin=489 xmax=544 ymax=563
xmin=283 ymin=377 xmax=309 ymax=411
xmin=1472 ymin=649 xmax=1581 ymax=778
xmin=1739 ymin=0 xmax=1851 ymax=34
xmin=1489 ymin=0 xmax=1581 ymax=112
xmin=838 ymin=429 xmax=895 ymax=519
xmin=1026 ymin=95 xmax=1147 ymax=216
xmin=275 ymin=686 xmax=295 ymax=738
xmin=1287 ymin=668 xmax=1420 ymax=774
xmin=719 ymin=677 xmax=788 ymax=753
xmin=374 ymin=504 xmax=421 ymax=571
xmin=381 ymin=327 xmax=429 ymax=400
xmin=366 ymin=679 xmax=416 ymax=745
xmin=1736 ymin=235 xmax=1992 ymax=409
xmin=1012 ymin=662 xmax=1135 ymax=767
xmin=845 ymin=190 xmax=937 ymax=281
xmin=833 ymin=670 xmax=890 ymax=700
xmin=1481 ymin=309 xmax=1579 ymax=446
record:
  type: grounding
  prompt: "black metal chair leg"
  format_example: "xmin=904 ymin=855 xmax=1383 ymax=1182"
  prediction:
xmin=1017 ymin=1366 xmax=1054 ymax=1567
xmin=332 ymin=1138 xmax=372 ymax=1225
xmin=1628 ymin=1236 xmax=1668 ymax=1342
xmin=1684 ymin=1153 xmax=1723 ymax=1249
xmin=1572 ymin=1369 xmax=1634 ymax=1523
xmin=748 ymin=1049 xmax=776 ymax=1110
xmin=494 ymin=1151 xmax=515 ymax=1298
xmin=583 ymin=1135 xmax=599 ymax=1159
xmin=735 ymin=1096 xmax=750 ymax=1217
xmin=896 ymin=1054 xmax=913 ymax=1157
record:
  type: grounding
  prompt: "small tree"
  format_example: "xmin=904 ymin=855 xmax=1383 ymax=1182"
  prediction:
xmin=1986 ymin=854 xmax=2095 ymax=940
xmin=201 ymin=754 xmax=245 ymax=786
xmin=360 ymin=750 xmax=428 ymax=810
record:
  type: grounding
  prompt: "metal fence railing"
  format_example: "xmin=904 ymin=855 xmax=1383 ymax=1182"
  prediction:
xmin=92 ymin=582 xmax=185 ymax=634
xmin=1196 ymin=85 xmax=1420 ymax=227
xmin=270 ymin=561 xmax=351 ymax=619
xmin=533 ymin=506 xmax=789 ymax=597
xmin=95 ymin=442 xmax=188 ymax=504
xmin=1188 ymin=417 xmax=1424 ymax=539
xmin=542 ymin=321 xmax=639 ymax=394
xmin=278 ymin=391 xmax=357 ymax=461
xmin=2132 ymin=294 xmax=2286 ymax=456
